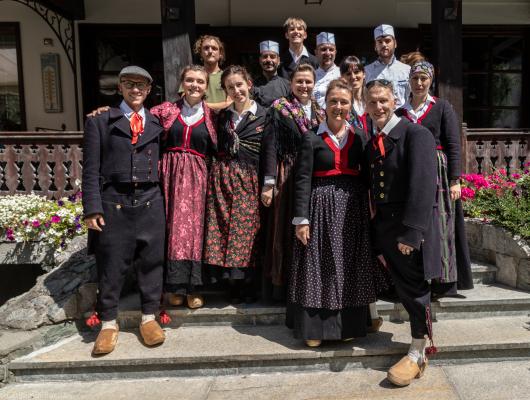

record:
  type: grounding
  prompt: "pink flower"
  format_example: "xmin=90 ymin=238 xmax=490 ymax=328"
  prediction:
xmin=498 ymin=168 xmax=507 ymax=176
xmin=32 ymin=220 xmax=40 ymax=227
xmin=6 ymin=228 xmax=14 ymax=241
xmin=461 ymin=187 xmax=475 ymax=201
xmin=511 ymin=173 xmax=521 ymax=180
xmin=51 ymin=215 xmax=61 ymax=224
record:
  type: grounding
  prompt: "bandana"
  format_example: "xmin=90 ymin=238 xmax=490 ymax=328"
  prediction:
xmin=410 ymin=61 xmax=434 ymax=80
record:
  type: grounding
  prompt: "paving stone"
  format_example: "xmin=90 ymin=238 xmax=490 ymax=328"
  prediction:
xmin=443 ymin=360 xmax=530 ymax=400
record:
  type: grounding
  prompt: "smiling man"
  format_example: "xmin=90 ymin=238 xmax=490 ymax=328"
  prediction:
xmin=365 ymin=80 xmax=440 ymax=387
xmin=278 ymin=17 xmax=319 ymax=80
xmin=252 ymin=40 xmax=291 ymax=107
xmin=365 ymin=24 xmax=411 ymax=109
xmin=313 ymin=32 xmax=341 ymax=109
xmin=82 ymin=66 xmax=166 ymax=356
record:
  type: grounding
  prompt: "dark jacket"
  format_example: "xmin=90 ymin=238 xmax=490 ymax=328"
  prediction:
xmin=367 ymin=117 xmax=437 ymax=252
xmin=82 ymin=107 xmax=163 ymax=217
xmin=252 ymin=74 xmax=291 ymax=108
xmin=294 ymin=127 xmax=367 ymax=220
xmin=278 ymin=50 xmax=319 ymax=80
xmin=395 ymin=98 xmax=461 ymax=179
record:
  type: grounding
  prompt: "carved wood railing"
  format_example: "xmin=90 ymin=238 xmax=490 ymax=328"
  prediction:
xmin=0 ymin=125 xmax=529 ymax=199
xmin=0 ymin=132 xmax=83 ymax=199
xmin=462 ymin=124 xmax=530 ymax=175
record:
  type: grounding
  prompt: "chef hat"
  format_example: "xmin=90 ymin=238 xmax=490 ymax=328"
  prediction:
xmin=373 ymin=24 xmax=395 ymax=39
xmin=316 ymin=32 xmax=336 ymax=46
xmin=259 ymin=40 xmax=280 ymax=54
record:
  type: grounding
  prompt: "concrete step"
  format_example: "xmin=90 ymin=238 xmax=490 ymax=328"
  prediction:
xmin=8 ymin=315 xmax=530 ymax=382
xmin=471 ymin=261 xmax=497 ymax=284
xmin=115 ymin=283 xmax=530 ymax=329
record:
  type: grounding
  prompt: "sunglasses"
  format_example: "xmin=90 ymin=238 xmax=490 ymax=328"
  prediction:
xmin=120 ymin=80 xmax=150 ymax=91
xmin=365 ymin=79 xmax=393 ymax=89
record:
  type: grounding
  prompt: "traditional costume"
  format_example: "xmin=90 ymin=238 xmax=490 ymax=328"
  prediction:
xmin=286 ymin=121 xmax=390 ymax=341
xmin=150 ymin=99 xmax=217 ymax=302
xmin=203 ymin=101 xmax=267 ymax=294
xmin=395 ymin=61 xmax=473 ymax=294
xmin=261 ymin=95 xmax=324 ymax=300
xmin=83 ymin=66 xmax=166 ymax=354
xmin=367 ymin=114 xmax=439 ymax=385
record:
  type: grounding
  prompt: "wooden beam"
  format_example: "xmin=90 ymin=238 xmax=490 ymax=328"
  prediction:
xmin=160 ymin=0 xmax=196 ymax=102
xmin=38 ymin=0 xmax=85 ymax=20
xmin=431 ymin=0 xmax=463 ymax=121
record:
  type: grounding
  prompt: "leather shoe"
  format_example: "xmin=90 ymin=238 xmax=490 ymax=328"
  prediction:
xmin=139 ymin=320 xmax=165 ymax=346
xmin=387 ymin=356 xmax=428 ymax=386
xmin=92 ymin=327 xmax=119 ymax=355
xmin=305 ymin=339 xmax=322 ymax=347
xmin=186 ymin=294 xmax=204 ymax=309
xmin=168 ymin=293 xmax=185 ymax=306
xmin=367 ymin=317 xmax=384 ymax=333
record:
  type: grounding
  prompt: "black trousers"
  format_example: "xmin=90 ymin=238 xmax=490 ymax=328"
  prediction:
xmin=92 ymin=183 xmax=165 ymax=321
xmin=374 ymin=206 xmax=431 ymax=339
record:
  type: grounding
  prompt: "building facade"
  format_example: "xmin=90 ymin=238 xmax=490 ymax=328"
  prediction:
xmin=0 ymin=0 xmax=529 ymax=131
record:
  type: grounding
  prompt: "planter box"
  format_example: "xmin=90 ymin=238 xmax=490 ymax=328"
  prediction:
xmin=465 ymin=218 xmax=530 ymax=291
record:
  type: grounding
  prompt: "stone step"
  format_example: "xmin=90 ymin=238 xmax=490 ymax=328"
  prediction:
xmin=114 ymin=283 xmax=530 ymax=329
xmin=471 ymin=261 xmax=497 ymax=284
xmin=8 ymin=315 xmax=530 ymax=382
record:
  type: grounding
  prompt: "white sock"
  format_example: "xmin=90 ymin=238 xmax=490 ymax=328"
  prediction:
xmin=369 ymin=303 xmax=379 ymax=319
xmin=141 ymin=314 xmax=156 ymax=325
xmin=407 ymin=338 xmax=426 ymax=364
xmin=101 ymin=320 xmax=118 ymax=330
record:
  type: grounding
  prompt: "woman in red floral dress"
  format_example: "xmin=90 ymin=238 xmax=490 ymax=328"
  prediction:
xmin=151 ymin=65 xmax=217 ymax=309
xmin=203 ymin=65 xmax=268 ymax=303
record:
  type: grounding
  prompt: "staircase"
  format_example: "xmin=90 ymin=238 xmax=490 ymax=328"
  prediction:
xmin=6 ymin=260 xmax=530 ymax=383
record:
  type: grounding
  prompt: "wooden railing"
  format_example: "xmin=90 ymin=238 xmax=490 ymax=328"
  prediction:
xmin=462 ymin=124 xmax=530 ymax=175
xmin=0 ymin=132 xmax=83 ymax=199
xmin=0 ymin=126 xmax=529 ymax=199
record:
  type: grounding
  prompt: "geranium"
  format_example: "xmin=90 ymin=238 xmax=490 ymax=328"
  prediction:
xmin=462 ymin=168 xmax=530 ymax=240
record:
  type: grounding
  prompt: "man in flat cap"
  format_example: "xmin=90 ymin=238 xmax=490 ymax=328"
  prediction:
xmin=83 ymin=65 xmax=166 ymax=355
xmin=253 ymin=40 xmax=291 ymax=107
xmin=314 ymin=32 xmax=341 ymax=109
xmin=365 ymin=24 xmax=411 ymax=109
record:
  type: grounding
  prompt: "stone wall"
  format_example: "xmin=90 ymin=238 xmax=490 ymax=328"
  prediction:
xmin=466 ymin=219 xmax=530 ymax=291
xmin=0 ymin=235 xmax=97 ymax=330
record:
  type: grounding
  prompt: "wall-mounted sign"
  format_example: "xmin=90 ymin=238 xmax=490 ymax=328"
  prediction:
xmin=41 ymin=53 xmax=63 ymax=113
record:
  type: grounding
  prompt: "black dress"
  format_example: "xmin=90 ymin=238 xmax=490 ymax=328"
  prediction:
xmin=396 ymin=98 xmax=473 ymax=294
xmin=286 ymin=124 xmax=390 ymax=340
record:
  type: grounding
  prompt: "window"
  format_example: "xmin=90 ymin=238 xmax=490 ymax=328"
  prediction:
xmin=0 ymin=23 xmax=25 ymax=131
xmin=463 ymin=29 xmax=527 ymax=128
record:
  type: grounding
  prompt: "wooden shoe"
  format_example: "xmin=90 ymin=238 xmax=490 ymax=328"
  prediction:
xmin=387 ymin=356 xmax=428 ymax=387
xmin=305 ymin=339 xmax=322 ymax=347
xmin=367 ymin=317 xmax=384 ymax=333
xmin=167 ymin=293 xmax=185 ymax=306
xmin=92 ymin=327 xmax=119 ymax=355
xmin=186 ymin=294 xmax=204 ymax=309
xmin=139 ymin=320 xmax=165 ymax=346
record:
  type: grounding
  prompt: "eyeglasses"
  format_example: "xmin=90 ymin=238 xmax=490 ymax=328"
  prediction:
xmin=365 ymin=79 xmax=393 ymax=89
xmin=120 ymin=80 xmax=150 ymax=91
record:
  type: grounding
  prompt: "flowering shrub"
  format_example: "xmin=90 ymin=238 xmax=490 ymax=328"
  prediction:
xmin=0 ymin=192 xmax=86 ymax=250
xmin=462 ymin=163 xmax=530 ymax=240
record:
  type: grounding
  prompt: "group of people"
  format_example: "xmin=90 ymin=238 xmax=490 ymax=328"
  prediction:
xmin=82 ymin=17 xmax=473 ymax=387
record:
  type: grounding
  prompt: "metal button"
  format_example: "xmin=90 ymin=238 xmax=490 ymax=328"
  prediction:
xmin=146 ymin=201 xmax=151 ymax=207
xmin=116 ymin=204 xmax=121 ymax=209
xmin=134 ymin=182 xmax=138 ymax=187
xmin=134 ymin=200 xmax=138 ymax=204
xmin=379 ymin=182 xmax=384 ymax=187
xmin=132 ymin=176 xmax=137 ymax=180
xmin=370 ymin=164 xmax=374 ymax=168
xmin=380 ymin=171 xmax=385 ymax=177
xmin=379 ymin=193 xmax=385 ymax=199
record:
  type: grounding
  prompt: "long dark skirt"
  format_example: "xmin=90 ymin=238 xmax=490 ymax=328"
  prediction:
xmin=160 ymin=151 xmax=208 ymax=295
xmin=431 ymin=151 xmax=473 ymax=296
xmin=287 ymin=175 xmax=389 ymax=340
xmin=262 ymin=155 xmax=296 ymax=301
xmin=203 ymin=159 xmax=261 ymax=280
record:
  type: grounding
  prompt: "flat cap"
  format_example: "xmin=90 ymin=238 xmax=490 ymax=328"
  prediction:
xmin=118 ymin=65 xmax=153 ymax=83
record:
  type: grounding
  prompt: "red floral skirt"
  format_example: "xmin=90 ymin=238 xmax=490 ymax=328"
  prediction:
xmin=203 ymin=159 xmax=260 ymax=269
xmin=160 ymin=151 xmax=208 ymax=264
